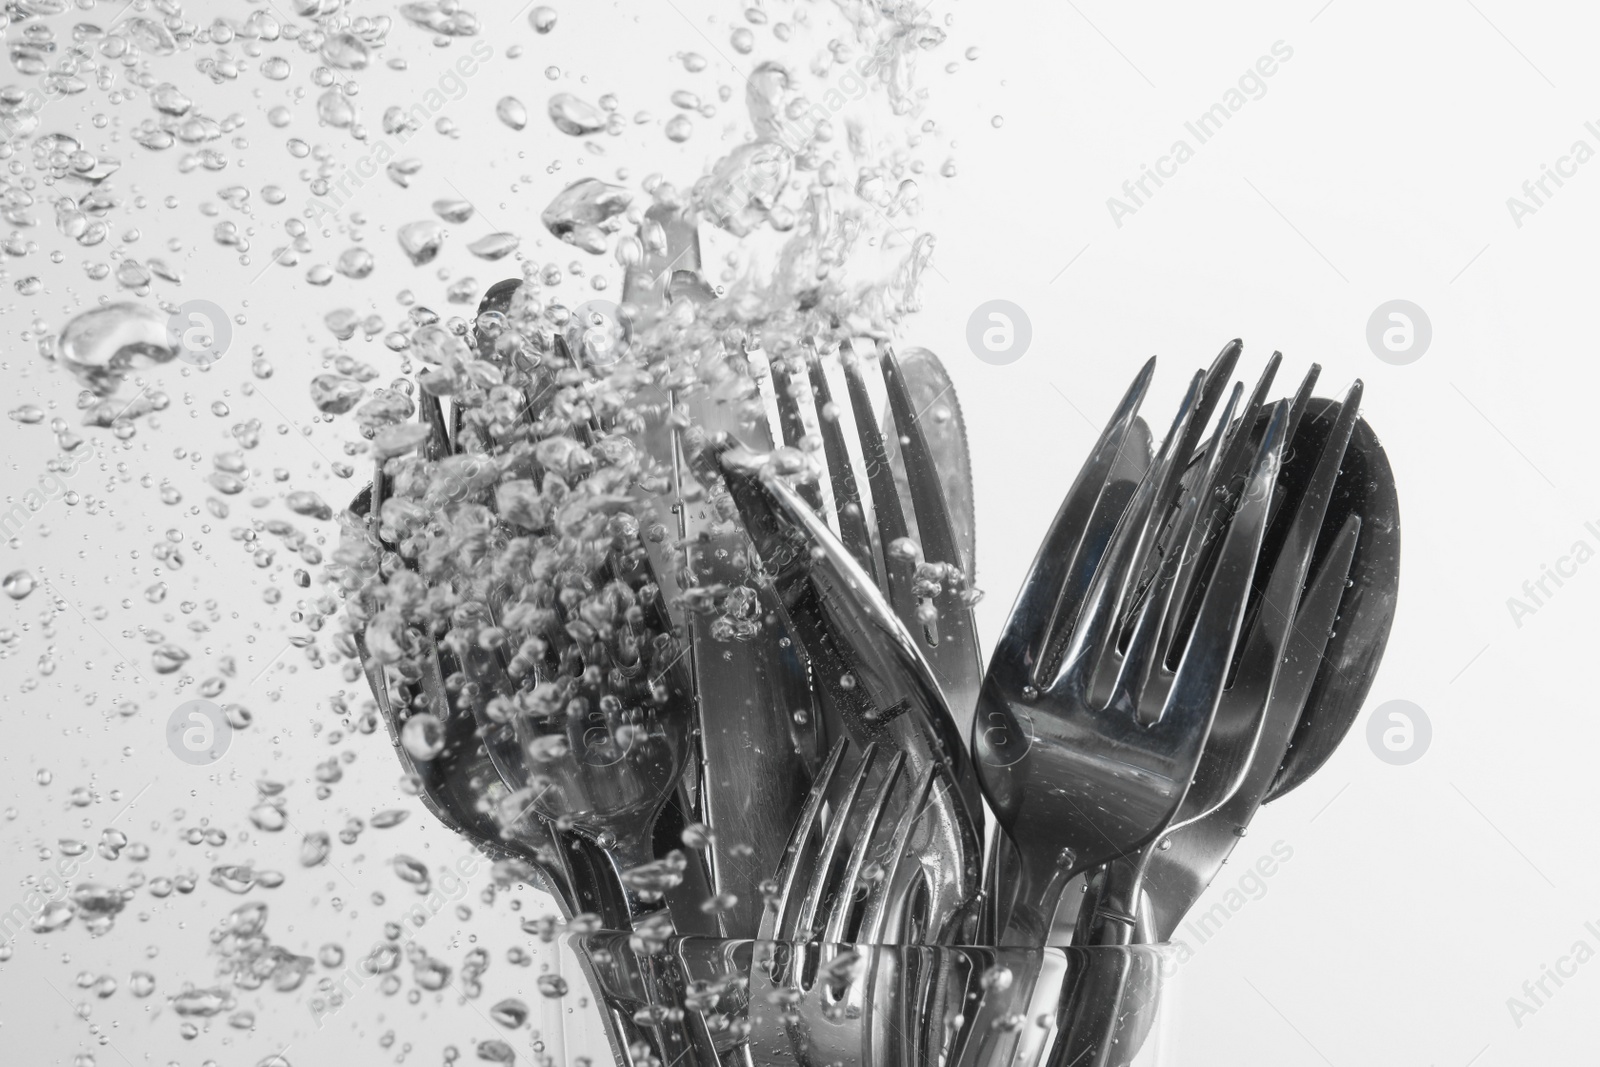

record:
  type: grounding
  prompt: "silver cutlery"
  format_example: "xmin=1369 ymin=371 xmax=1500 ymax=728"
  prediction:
xmin=975 ymin=349 xmax=1285 ymax=947
xmin=1264 ymin=397 xmax=1400 ymax=801
xmin=345 ymin=288 xmax=1401 ymax=1067
xmin=1076 ymin=375 xmax=1366 ymax=946
xmin=626 ymin=208 xmax=824 ymax=942
xmin=693 ymin=430 xmax=986 ymax=946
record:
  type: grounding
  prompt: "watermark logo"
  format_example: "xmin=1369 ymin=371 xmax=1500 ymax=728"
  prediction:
xmin=1505 ymin=919 xmax=1600 ymax=1030
xmin=167 ymin=299 xmax=231 ymax=367
xmin=1366 ymin=698 xmax=1430 ymax=765
xmin=1365 ymin=300 xmax=1431 ymax=366
xmin=1163 ymin=839 xmax=1294 ymax=974
xmin=1106 ymin=41 xmax=1295 ymax=228
xmin=966 ymin=299 xmax=1032 ymax=366
xmin=167 ymin=698 xmax=232 ymax=765
xmin=975 ymin=706 xmax=1036 ymax=768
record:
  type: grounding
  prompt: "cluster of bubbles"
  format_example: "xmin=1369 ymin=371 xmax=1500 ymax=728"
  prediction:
xmin=0 ymin=0 xmax=976 ymax=1062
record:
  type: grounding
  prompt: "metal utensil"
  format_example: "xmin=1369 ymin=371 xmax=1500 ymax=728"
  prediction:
xmin=1059 ymin=387 xmax=1394 ymax=1067
xmin=766 ymin=341 xmax=986 ymax=740
xmin=975 ymin=347 xmax=1286 ymax=947
xmin=350 ymin=415 xmax=655 ymax=1067
xmin=693 ymin=434 xmax=987 ymax=946
xmin=1075 ymin=378 xmax=1366 ymax=946
xmin=626 ymin=208 xmax=824 ymax=940
xmin=1265 ymin=398 xmax=1400 ymax=800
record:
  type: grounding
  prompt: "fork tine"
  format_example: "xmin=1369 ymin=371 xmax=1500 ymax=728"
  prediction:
xmin=1164 ymin=354 xmax=1283 ymax=630
xmin=879 ymin=346 xmax=987 ymax=727
xmin=809 ymin=355 xmax=877 ymax=579
xmin=1054 ymin=368 xmax=1215 ymax=693
xmin=1153 ymin=401 xmax=1288 ymax=738
xmin=1114 ymin=379 xmax=1257 ymax=711
xmin=881 ymin=347 xmax=964 ymax=580
xmin=841 ymin=343 xmax=919 ymax=625
xmin=768 ymin=354 xmax=825 ymax=513
xmin=762 ymin=736 xmax=850 ymax=941
xmin=789 ymin=744 xmax=881 ymax=941
xmin=1277 ymin=514 xmax=1362 ymax=709
xmin=1237 ymin=382 xmax=1362 ymax=671
xmin=1278 ymin=361 xmax=1321 ymax=474
xmin=418 ymin=391 xmax=452 ymax=461
xmin=822 ymin=749 xmax=907 ymax=944
xmin=855 ymin=763 xmax=937 ymax=945
xmin=1156 ymin=384 xmax=1357 ymax=827
xmin=1148 ymin=379 xmax=1241 ymax=655
xmin=1202 ymin=338 xmax=1244 ymax=396
xmin=991 ymin=357 xmax=1155 ymax=683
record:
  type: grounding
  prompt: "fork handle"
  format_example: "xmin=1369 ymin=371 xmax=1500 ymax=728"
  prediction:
xmin=997 ymin=850 xmax=1075 ymax=947
xmin=1073 ymin=858 xmax=1147 ymax=946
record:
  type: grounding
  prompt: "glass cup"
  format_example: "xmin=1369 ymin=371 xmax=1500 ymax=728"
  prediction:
xmin=557 ymin=932 xmax=1180 ymax=1067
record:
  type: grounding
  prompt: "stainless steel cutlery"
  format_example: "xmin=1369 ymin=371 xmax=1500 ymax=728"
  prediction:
xmin=347 ymin=249 xmax=1398 ymax=1065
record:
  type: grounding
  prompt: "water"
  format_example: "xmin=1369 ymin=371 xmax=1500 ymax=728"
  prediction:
xmin=3 ymin=570 xmax=36 ymax=600
xmin=548 ymin=93 xmax=606 ymax=136
xmin=56 ymin=303 xmax=178 ymax=396
xmin=0 ymin=0 xmax=963 ymax=1062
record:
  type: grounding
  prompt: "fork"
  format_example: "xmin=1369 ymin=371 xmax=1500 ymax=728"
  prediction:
xmin=1052 ymin=374 xmax=1364 ymax=1067
xmin=786 ymin=341 xmax=986 ymax=736
xmin=1077 ymin=378 xmax=1366 ymax=946
xmin=974 ymin=347 xmax=1288 ymax=948
xmin=693 ymin=426 xmax=985 ymax=932
xmin=354 ymin=300 xmax=726 ymax=1066
xmin=352 ymin=413 xmax=662 ymax=1067
xmin=624 ymin=206 xmax=826 ymax=942
xmin=770 ymin=339 xmax=989 ymax=932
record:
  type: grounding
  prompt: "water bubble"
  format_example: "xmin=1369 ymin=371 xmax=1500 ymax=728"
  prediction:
xmin=397 ymin=221 xmax=446 ymax=266
xmin=548 ymin=93 xmax=606 ymax=136
xmin=336 ymin=247 xmax=375 ymax=280
xmin=541 ymin=178 xmax=630 ymax=253
xmin=299 ymin=831 xmax=331 ymax=867
xmin=57 ymin=303 xmax=178 ymax=396
xmin=32 ymin=899 xmax=75 ymax=932
xmin=400 ymin=714 xmax=445 ymax=760
xmin=530 ymin=6 xmax=557 ymax=33
xmin=466 ymin=233 xmax=521 ymax=261
xmin=309 ymin=375 xmax=365 ymax=414
xmin=285 ymin=490 xmax=333 ymax=521
xmin=150 ymin=83 xmax=193 ymax=117
xmin=151 ymin=644 xmax=190 ymax=674
xmin=249 ymin=805 xmax=287 ymax=832
xmin=490 ymin=997 xmax=530 ymax=1027
xmin=432 ymin=199 xmax=475 ymax=224
xmin=3 ymin=570 xmax=36 ymax=600
xmin=317 ymin=90 xmax=356 ymax=129
xmin=496 ymin=96 xmax=528 ymax=131
xmin=321 ymin=32 xmax=370 ymax=71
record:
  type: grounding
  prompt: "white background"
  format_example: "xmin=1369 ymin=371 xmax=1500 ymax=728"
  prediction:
xmin=0 ymin=1 xmax=1595 ymax=1065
